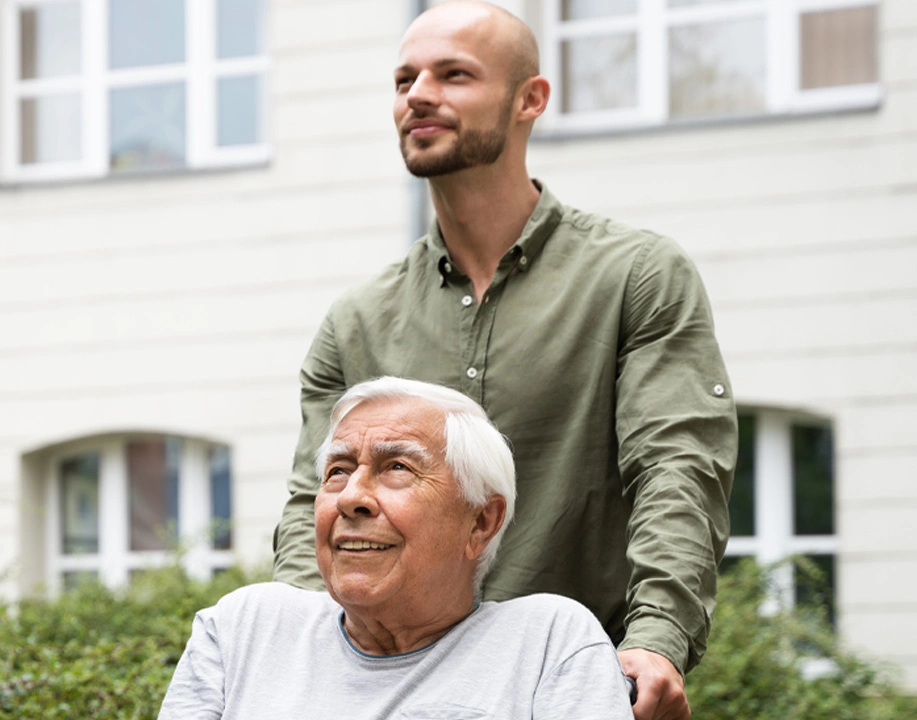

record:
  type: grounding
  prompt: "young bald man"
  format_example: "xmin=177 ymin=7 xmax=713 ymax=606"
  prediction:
xmin=274 ymin=3 xmax=737 ymax=719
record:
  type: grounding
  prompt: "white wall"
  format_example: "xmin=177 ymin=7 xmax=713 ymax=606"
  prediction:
xmin=0 ymin=0 xmax=412 ymax=596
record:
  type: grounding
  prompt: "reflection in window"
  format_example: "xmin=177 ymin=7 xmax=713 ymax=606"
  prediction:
xmin=127 ymin=437 xmax=180 ymax=551
xmin=110 ymin=83 xmax=186 ymax=172
xmin=793 ymin=424 xmax=834 ymax=536
xmin=210 ymin=446 xmax=233 ymax=550
xmin=218 ymin=76 xmax=261 ymax=146
xmin=60 ymin=454 xmax=100 ymax=555
xmin=19 ymin=3 xmax=81 ymax=80
xmin=562 ymin=0 xmax=635 ymax=21
xmin=730 ymin=414 xmax=756 ymax=537
xmin=62 ymin=570 xmax=100 ymax=591
xmin=108 ymin=0 xmax=185 ymax=69
xmin=800 ymin=6 xmax=878 ymax=90
xmin=562 ymin=34 xmax=638 ymax=113
xmin=669 ymin=18 xmax=766 ymax=120
xmin=20 ymin=95 xmax=82 ymax=164
xmin=218 ymin=0 xmax=263 ymax=58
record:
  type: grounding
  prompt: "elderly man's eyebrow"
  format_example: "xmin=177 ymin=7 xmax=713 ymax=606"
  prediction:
xmin=372 ymin=440 xmax=433 ymax=465
xmin=324 ymin=441 xmax=355 ymax=464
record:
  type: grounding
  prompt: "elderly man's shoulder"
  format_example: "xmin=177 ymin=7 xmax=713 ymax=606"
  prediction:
xmin=482 ymin=593 xmax=611 ymax=646
xmin=206 ymin=581 xmax=337 ymax=624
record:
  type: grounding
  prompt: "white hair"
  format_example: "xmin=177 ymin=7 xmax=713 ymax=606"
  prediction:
xmin=315 ymin=376 xmax=516 ymax=592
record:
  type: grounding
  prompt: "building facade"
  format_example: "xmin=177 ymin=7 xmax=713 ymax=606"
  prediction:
xmin=0 ymin=0 xmax=914 ymax=690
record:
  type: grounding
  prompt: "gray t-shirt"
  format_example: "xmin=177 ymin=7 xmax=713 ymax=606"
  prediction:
xmin=158 ymin=582 xmax=634 ymax=719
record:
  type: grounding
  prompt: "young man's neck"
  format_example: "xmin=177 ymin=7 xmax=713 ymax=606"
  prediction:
xmin=428 ymin=165 xmax=540 ymax=303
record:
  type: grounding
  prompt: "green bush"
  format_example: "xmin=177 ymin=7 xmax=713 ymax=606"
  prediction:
xmin=688 ymin=558 xmax=917 ymax=719
xmin=2 ymin=559 xmax=915 ymax=718
xmin=0 ymin=565 xmax=266 ymax=720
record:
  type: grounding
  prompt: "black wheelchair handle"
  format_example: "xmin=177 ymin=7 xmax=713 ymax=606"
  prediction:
xmin=624 ymin=675 xmax=638 ymax=705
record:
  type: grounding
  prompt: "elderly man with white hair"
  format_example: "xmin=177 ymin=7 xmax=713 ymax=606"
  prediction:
xmin=158 ymin=377 xmax=634 ymax=719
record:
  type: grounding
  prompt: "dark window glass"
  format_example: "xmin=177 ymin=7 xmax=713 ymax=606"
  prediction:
xmin=729 ymin=414 xmax=756 ymax=536
xmin=127 ymin=437 xmax=180 ymax=551
xmin=209 ymin=445 xmax=233 ymax=550
xmin=793 ymin=424 xmax=834 ymax=535
xmin=795 ymin=554 xmax=836 ymax=628
xmin=62 ymin=570 xmax=100 ymax=591
xmin=60 ymin=454 xmax=100 ymax=554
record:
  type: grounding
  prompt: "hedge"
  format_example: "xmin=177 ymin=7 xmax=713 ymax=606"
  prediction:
xmin=1 ymin=560 xmax=914 ymax=718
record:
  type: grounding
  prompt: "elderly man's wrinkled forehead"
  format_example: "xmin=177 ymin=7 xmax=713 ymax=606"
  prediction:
xmin=331 ymin=396 xmax=448 ymax=461
xmin=399 ymin=0 xmax=539 ymax=86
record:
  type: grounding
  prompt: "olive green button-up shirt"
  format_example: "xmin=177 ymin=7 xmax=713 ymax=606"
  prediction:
xmin=274 ymin=184 xmax=737 ymax=674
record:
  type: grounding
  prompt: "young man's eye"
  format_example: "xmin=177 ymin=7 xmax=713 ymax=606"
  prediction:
xmin=395 ymin=76 xmax=414 ymax=89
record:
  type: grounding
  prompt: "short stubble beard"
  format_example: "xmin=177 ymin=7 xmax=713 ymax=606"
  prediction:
xmin=400 ymin=94 xmax=515 ymax=178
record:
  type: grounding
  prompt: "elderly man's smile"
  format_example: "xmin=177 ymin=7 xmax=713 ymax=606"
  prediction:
xmin=336 ymin=539 xmax=395 ymax=552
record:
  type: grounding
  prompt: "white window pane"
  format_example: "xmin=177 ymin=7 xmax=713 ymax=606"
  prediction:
xmin=561 ymin=34 xmax=637 ymax=113
xmin=60 ymin=454 xmax=99 ymax=555
xmin=562 ymin=0 xmax=635 ymax=20
xmin=218 ymin=0 xmax=263 ymax=59
xmin=218 ymin=75 xmax=261 ymax=146
xmin=110 ymin=83 xmax=186 ymax=173
xmin=20 ymin=94 xmax=82 ymax=164
xmin=127 ymin=438 xmax=180 ymax=551
xmin=669 ymin=18 xmax=766 ymax=120
xmin=109 ymin=0 xmax=185 ymax=69
xmin=800 ymin=6 xmax=878 ymax=90
xmin=19 ymin=3 xmax=81 ymax=79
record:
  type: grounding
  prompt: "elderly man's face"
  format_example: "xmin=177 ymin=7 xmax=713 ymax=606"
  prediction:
xmin=314 ymin=397 xmax=481 ymax=613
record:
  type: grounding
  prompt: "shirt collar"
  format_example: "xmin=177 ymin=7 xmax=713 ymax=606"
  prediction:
xmin=427 ymin=179 xmax=564 ymax=285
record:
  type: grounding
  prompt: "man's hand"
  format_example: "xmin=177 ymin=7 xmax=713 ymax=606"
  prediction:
xmin=617 ymin=648 xmax=690 ymax=720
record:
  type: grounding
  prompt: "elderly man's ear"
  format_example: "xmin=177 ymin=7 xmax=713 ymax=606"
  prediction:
xmin=465 ymin=495 xmax=507 ymax=560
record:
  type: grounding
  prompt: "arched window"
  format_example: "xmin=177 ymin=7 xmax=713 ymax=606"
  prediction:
xmin=39 ymin=433 xmax=233 ymax=593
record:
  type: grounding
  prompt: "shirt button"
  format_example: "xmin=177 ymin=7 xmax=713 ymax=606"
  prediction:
xmin=444 ymin=262 xmax=452 ymax=273
xmin=713 ymin=383 xmax=725 ymax=396
xmin=461 ymin=295 xmax=473 ymax=307
xmin=519 ymin=256 xmax=528 ymax=266
xmin=466 ymin=367 xmax=478 ymax=379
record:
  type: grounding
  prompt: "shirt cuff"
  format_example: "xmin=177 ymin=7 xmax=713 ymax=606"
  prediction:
xmin=616 ymin=617 xmax=690 ymax=676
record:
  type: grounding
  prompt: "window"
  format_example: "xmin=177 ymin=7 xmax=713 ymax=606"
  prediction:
xmin=45 ymin=434 xmax=234 ymax=593
xmin=541 ymin=0 xmax=879 ymax=134
xmin=723 ymin=410 xmax=837 ymax=620
xmin=2 ymin=0 xmax=269 ymax=184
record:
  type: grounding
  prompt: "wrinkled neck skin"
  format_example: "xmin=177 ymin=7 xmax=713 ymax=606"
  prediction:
xmin=340 ymin=591 xmax=477 ymax=655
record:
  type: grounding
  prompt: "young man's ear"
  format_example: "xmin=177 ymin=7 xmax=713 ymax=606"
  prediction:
xmin=517 ymin=76 xmax=550 ymax=121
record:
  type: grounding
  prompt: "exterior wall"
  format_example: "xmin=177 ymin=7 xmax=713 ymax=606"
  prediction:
xmin=524 ymin=0 xmax=917 ymax=689
xmin=0 ymin=0 xmax=914 ymax=692
xmin=0 ymin=0 xmax=412 ymax=595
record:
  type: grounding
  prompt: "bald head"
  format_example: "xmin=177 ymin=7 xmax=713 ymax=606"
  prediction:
xmin=404 ymin=1 xmax=540 ymax=91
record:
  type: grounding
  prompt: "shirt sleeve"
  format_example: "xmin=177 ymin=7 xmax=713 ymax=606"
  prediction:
xmin=614 ymin=234 xmax=737 ymax=674
xmin=533 ymin=644 xmax=635 ymax=720
xmin=272 ymin=310 xmax=347 ymax=589
xmin=157 ymin=611 xmax=225 ymax=720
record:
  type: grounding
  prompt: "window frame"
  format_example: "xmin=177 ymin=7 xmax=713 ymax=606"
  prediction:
xmin=1 ymin=0 xmax=270 ymax=185
xmin=43 ymin=434 xmax=234 ymax=594
xmin=724 ymin=408 xmax=837 ymax=610
xmin=539 ymin=0 xmax=881 ymax=136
